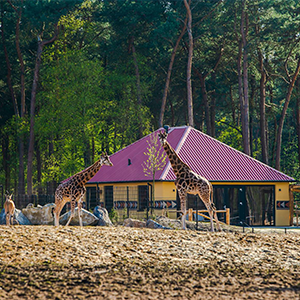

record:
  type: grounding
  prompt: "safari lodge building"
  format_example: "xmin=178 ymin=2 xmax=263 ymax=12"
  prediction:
xmin=85 ymin=126 xmax=295 ymax=227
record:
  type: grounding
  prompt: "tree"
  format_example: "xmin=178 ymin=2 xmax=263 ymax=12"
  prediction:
xmin=142 ymin=132 xmax=166 ymax=216
xmin=235 ymin=0 xmax=250 ymax=155
xmin=27 ymin=26 xmax=59 ymax=195
xmin=159 ymin=8 xmax=187 ymax=128
xmin=183 ymin=0 xmax=194 ymax=127
xmin=275 ymin=57 xmax=300 ymax=170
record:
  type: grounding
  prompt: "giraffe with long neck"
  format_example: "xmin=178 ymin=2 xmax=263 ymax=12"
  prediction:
xmin=54 ymin=152 xmax=113 ymax=226
xmin=158 ymin=130 xmax=221 ymax=232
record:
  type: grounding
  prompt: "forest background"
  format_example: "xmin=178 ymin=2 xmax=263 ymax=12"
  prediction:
xmin=1 ymin=0 xmax=300 ymax=206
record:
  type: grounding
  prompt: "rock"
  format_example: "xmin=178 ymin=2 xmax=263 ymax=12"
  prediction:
xmin=0 ymin=208 xmax=31 ymax=225
xmin=146 ymin=219 xmax=171 ymax=230
xmin=93 ymin=206 xmax=113 ymax=226
xmin=123 ymin=218 xmax=146 ymax=228
xmin=155 ymin=216 xmax=182 ymax=230
xmin=22 ymin=203 xmax=55 ymax=225
xmin=59 ymin=207 xmax=99 ymax=226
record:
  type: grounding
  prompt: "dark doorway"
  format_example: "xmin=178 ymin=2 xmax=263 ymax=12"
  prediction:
xmin=104 ymin=186 xmax=114 ymax=213
xmin=138 ymin=185 xmax=149 ymax=211
xmin=213 ymin=185 xmax=275 ymax=226
xmin=86 ymin=187 xmax=98 ymax=211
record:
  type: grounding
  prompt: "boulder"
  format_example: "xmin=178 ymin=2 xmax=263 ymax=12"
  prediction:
xmin=93 ymin=206 xmax=113 ymax=226
xmin=59 ymin=207 xmax=99 ymax=226
xmin=155 ymin=216 xmax=182 ymax=230
xmin=146 ymin=219 xmax=171 ymax=230
xmin=0 ymin=208 xmax=31 ymax=225
xmin=123 ymin=218 xmax=146 ymax=228
xmin=22 ymin=203 xmax=55 ymax=225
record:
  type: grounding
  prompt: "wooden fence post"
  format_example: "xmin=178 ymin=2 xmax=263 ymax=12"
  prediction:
xmin=226 ymin=208 xmax=230 ymax=225
xmin=188 ymin=208 xmax=193 ymax=221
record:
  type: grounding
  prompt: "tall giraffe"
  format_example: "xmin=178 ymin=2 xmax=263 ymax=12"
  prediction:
xmin=158 ymin=130 xmax=221 ymax=232
xmin=54 ymin=152 xmax=113 ymax=227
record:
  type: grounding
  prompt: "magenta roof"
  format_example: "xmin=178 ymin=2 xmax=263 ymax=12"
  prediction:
xmin=88 ymin=126 xmax=294 ymax=183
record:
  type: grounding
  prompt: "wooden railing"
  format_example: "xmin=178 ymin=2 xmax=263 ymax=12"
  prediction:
xmin=187 ymin=208 xmax=230 ymax=225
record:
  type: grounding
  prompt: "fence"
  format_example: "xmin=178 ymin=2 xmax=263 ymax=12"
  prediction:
xmin=0 ymin=194 xmax=55 ymax=210
xmin=187 ymin=208 xmax=231 ymax=225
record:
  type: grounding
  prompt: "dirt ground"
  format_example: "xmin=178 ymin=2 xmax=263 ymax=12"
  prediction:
xmin=0 ymin=224 xmax=299 ymax=300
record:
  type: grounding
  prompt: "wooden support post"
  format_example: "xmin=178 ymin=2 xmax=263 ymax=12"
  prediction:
xmin=188 ymin=208 xmax=193 ymax=221
xmin=226 ymin=208 xmax=230 ymax=225
xmin=289 ymin=187 xmax=294 ymax=226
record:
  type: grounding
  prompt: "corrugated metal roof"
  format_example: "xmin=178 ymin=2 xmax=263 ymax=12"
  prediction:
xmin=88 ymin=126 xmax=294 ymax=183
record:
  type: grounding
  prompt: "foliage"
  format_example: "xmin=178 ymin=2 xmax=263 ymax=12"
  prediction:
xmin=142 ymin=133 xmax=167 ymax=179
xmin=109 ymin=207 xmax=119 ymax=224
xmin=142 ymin=132 xmax=167 ymax=216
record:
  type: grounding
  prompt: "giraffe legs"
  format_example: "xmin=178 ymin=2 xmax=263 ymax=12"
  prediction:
xmin=212 ymin=204 xmax=222 ymax=232
xmin=78 ymin=199 xmax=83 ymax=227
xmin=65 ymin=206 xmax=75 ymax=226
xmin=65 ymin=196 xmax=84 ymax=227
xmin=178 ymin=190 xmax=187 ymax=230
xmin=209 ymin=187 xmax=222 ymax=232
xmin=54 ymin=201 xmax=64 ymax=226
xmin=201 ymin=197 xmax=222 ymax=232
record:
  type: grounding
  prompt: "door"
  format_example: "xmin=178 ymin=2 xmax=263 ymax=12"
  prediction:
xmin=86 ymin=187 xmax=97 ymax=211
xmin=138 ymin=185 xmax=149 ymax=211
xmin=238 ymin=187 xmax=247 ymax=225
xmin=104 ymin=186 xmax=114 ymax=213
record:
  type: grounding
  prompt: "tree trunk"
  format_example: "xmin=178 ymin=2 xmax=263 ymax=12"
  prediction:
xmin=1 ymin=5 xmax=18 ymax=116
xmin=27 ymin=41 xmax=43 ymax=195
xmin=159 ymin=15 xmax=188 ymax=128
xmin=15 ymin=5 xmax=27 ymax=199
xmin=1 ymin=133 xmax=10 ymax=192
xmin=197 ymin=71 xmax=211 ymax=135
xmin=210 ymin=72 xmax=216 ymax=137
xmin=230 ymin=86 xmax=237 ymax=125
xmin=240 ymin=2 xmax=250 ymax=155
xmin=36 ymin=141 xmax=43 ymax=195
xmin=2 ymin=2 xmax=26 ymax=200
xmin=47 ymin=141 xmax=56 ymax=196
xmin=255 ymin=21 xmax=269 ymax=164
xmin=296 ymin=79 xmax=300 ymax=166
xmin=275 ymin=57 xmax=300 ymax=170
xmin=27 ymin=30 xmax=59 ymax=195
xmin=184 ymin=0 xmax=194 ymax=127
xmin=237 ymin=38 xmax=244 ymax=128
xmin=258 ymin=49 xmax=268 ymax=164
xmin=130 ymin=37 xmax=143 ymax=138
xmin=249 ymin=75 xmax=255 ymax=157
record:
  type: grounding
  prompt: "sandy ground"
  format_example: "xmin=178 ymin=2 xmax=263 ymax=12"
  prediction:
xmin=0 ymin=224 xmax=300 ymax=300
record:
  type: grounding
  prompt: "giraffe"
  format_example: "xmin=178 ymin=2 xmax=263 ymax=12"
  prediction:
xmin=158 ymin=130 xmax=222 ymax=232
xmin=4 ymin=193 xmax=18 ymax=225
xmin=54 ymin=152 xmax=113 ymax=227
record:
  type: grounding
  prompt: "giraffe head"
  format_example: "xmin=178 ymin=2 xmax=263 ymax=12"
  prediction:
xmin=158 ymin=131 xmax=168 ymax=145
xmin=100 ymin=152 xmax=113 ymax=167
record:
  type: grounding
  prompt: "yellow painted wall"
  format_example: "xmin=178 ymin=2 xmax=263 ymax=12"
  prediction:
xmin=274 ymin=182 xmax=290 ymax=226
xmin=86 ymin=180 xmax=292 ymax=226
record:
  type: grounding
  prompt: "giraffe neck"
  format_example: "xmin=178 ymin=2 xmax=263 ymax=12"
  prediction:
xmin=70 ymin=159 xmax=104 ymax=185
xmin=163 ymin=141 xmax=190 ymax=177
